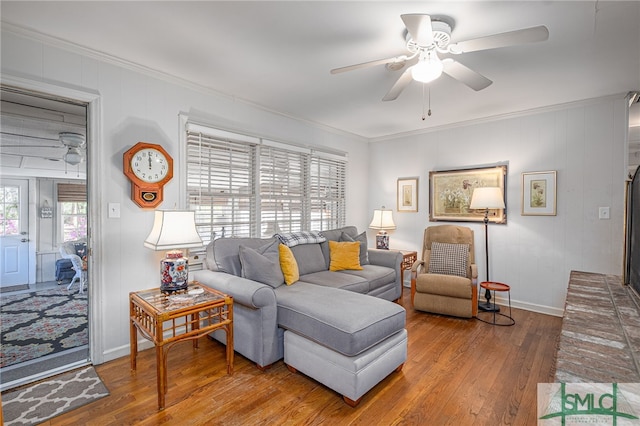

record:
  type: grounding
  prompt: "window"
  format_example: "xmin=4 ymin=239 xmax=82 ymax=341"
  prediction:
xmin=57 ymin=183 xmax=87 ymax=242
xmin=0 ymin=184 xmax=19 ymax=237
xmin=186 ymin=123 xmax=346 ymax=247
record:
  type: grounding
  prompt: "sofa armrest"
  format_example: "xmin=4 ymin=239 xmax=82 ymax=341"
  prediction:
xmin=367 ymin=249 xmax=402 ymax=269
xmin=193 ymin=270 xmax=276 ymax=309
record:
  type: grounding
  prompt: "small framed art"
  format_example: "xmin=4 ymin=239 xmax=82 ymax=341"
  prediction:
xmin=397 ymin=177 xmax=418 ymax=212
xmin=522 ymin=171 xmax=557 ymax=216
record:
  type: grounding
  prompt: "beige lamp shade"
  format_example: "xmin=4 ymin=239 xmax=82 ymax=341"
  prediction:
xmin=144 ymin=210 xmax=203 ymax=251
xmin=369 ymin=208 xmax=396 ymax=230
xmin=469 ymin=187 xmax=505 ymax=210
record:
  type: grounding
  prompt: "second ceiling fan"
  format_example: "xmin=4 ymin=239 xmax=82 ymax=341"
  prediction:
xmin=331 ymin=14 xmax=549 ymax=101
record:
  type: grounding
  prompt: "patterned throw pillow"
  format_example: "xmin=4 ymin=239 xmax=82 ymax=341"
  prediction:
xmin=428 ymin=242 xmax=469 ymax=278
xmin=275 ymin=231 xmax=326 ymax=248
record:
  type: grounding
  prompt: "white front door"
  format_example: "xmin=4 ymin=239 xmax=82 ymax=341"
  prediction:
xmin=0 ymin=179 xmax=30 ymax=287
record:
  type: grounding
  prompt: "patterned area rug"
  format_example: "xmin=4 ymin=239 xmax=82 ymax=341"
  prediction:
xmin=0 ymin=288 xmax=88 ymax=368
xmin=1 ymin=366 xmax=109 ymax=425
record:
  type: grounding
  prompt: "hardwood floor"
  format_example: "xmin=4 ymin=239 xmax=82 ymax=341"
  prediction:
xmin=44 ymin=292 xmax=561 ymax=425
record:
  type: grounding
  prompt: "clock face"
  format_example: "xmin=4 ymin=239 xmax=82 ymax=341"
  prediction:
xmin=130 ymin=148 xmax=170 ymax=183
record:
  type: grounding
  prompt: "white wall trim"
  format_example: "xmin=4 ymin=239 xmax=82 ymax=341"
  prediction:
xmin=2 ymin=22 xmax=367 ymax=143
xmin=1 ymin=74 xmax=105 ymax=364
xmin=369 ymin=92 xmax=630 ymax=143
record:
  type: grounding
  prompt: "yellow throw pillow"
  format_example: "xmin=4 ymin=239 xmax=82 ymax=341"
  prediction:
xmin=279 ymin=244 xmax=300 ymax=285
xmin=329 ymin=240 xmax=363 ymax=271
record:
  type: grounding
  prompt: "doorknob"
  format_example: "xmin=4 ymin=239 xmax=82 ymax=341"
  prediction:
xmin=21 ymin=238 xmax=29 ymax=242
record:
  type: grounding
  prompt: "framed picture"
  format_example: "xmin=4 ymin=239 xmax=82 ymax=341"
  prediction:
xmin=522 ymin=171 xmax=557 ymax=216
xmin=429 ymin=165 xmax=507 ymax=223
xmin=397 ymin=177 xmax=418 ymax=212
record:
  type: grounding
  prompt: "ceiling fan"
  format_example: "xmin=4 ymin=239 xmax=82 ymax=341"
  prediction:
xmin=1 ymin=131 xmax=86 ymax=165
xmin=330 ymin=14 xmax=549 ymax=101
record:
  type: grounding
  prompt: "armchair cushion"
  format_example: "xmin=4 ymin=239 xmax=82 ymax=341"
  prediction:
xmin=428 ymin=242 xmax=469 ymax=278
xmin=416 ymin=273 xmax=473 ymax=299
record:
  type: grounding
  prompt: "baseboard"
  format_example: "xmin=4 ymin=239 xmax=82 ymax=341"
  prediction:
xmin=489 ymin=295 xmax=564 ymax=317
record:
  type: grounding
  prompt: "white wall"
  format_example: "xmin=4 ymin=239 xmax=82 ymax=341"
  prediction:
xmin=1 ymin=30 xmax=370 ymax=363
xmin=369 ymin=98 xmax=629 ymax=315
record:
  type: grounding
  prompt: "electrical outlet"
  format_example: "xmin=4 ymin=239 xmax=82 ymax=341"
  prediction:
xmin=599 ymin=206 xmax=610 ymax=220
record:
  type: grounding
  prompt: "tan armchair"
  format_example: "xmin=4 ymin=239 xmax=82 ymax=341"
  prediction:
xmin=410 ymin=225 xmax=478 ymax=318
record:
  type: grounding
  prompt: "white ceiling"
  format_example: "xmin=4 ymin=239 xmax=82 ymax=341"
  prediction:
xmin=1 ymin=1 xmax=639 ymax=140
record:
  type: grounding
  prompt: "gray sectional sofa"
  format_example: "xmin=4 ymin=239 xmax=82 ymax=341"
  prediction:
xmin=193 ymin=226 xmax=408 ymax=406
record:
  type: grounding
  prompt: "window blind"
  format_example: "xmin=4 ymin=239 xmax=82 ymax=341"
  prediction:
xmin=57 ymin=183 xmax=87 ymax=202
xmin=186 ymin=122 xmax=346 ymax=243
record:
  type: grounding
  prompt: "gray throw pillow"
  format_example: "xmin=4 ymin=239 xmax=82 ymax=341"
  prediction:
xmin=239 ymin=240 xmax=284 ymax=288
xmin=340 ymin=231 xmax=369 ymax=265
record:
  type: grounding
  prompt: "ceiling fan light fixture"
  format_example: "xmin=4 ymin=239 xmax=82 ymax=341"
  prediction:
xmin=411 ymin=50 xmax=443 ymax=83
xmin=59 ymin=132 xmax=85 ymax=148
xmin=64 ymin=147 xmax=83 ymax=165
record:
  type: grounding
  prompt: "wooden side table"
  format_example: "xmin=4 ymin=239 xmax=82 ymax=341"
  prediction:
xmin=129 ymin=282 xmax=233 ymax=409
xmin=396 ymin=250 xmax=418 ymax=299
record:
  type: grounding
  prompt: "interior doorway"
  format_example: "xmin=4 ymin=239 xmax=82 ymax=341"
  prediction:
xmin=0 ymin=86 xmax=90 ymax=390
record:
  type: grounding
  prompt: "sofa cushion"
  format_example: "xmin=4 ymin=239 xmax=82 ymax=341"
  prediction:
xmin=428 ymin=242 xmax=469 ymax=277
xmin=274 ymin=282 xmax=405 ymax=356
xmin=298 ymin=270 xmax=369 ymax=293
xmin=339 ymin=264 xmax=396 ymax=292
xmin=340 ymin=231 xmax=369 ymax=265
xmin=206 ymin=237 xmax=276 ymax=276
xmin=290 ymin=243 xmax=327 ymax=275
xmin=279 ymin=244 xmax=300 ymax=285
xmin=329 ymin=241 xmax=363 ymax=272
xmin=239 ymin=240 xmax=284 ymax=288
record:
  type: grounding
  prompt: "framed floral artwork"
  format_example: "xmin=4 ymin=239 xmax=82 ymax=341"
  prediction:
xmin=522 ymin=171 xmax=556 ymax=216
xmin=429 ymin=165 xmax=507 ymax=223
xmin=397 ymin=177 xmax=418 ymax=212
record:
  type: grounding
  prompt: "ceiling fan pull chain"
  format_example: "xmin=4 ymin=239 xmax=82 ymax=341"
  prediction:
xmin=421 ymin=84 xmax=432 ymax=121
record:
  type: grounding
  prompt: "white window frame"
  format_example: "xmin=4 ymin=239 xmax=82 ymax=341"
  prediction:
xmin=182 ymin=119 xmax=347 ymax=249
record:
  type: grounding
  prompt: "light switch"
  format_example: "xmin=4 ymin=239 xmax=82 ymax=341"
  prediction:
xmin=599 ymin=206 xmax=610 ymax=220
xmin=108 ymin=203 xmax=121 ymax=218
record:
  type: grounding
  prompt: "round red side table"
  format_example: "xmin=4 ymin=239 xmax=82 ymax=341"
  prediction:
xmin=477 ymin=281 xmax=515 ymax=326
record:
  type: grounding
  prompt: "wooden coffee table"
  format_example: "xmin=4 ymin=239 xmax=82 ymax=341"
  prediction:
xmin=129 ymin=282 xmax=233 ymax=409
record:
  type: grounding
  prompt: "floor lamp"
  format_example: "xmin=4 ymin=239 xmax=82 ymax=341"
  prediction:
xmin=469 ymin=187 xmax=505 ymax=312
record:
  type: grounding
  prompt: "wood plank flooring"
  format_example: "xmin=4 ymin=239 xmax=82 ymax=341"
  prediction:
xmin=41 ymin=291 xmax=562 ymax=425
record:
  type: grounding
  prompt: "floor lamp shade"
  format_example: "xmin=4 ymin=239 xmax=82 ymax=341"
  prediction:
xmin=469 ymin=187 xmax=505 ymax=211
xmin=144 ymin=210 xmax=203 ymax=292
xmin=469 ymin=187 xmax=504 ymax=312
xmin=369 ymin=207 xmax=396 ymax=250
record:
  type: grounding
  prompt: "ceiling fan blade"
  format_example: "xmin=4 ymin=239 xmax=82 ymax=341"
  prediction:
xmin=443 ymin=60 xmax=493 ymax=91
xmin=401 ymin=14 xmax=434 ymax=46
xmin=382 ymin=67 xmax=414 ymax=101
xmin=448 ymin=25 xmax=549 ymax=54
xmin=330 ymin=55 xmax=408 ymax=74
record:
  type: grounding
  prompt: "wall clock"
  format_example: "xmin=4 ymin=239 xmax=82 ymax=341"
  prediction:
xmin=123 ymin=142 xmax=173 ymax=208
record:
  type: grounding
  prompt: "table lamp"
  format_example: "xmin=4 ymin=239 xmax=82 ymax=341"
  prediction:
xmin=369 ymin=206 xmax=396 ymax=249
xmin=144 ymin=210 xmax=203 ymax=292
xmin=469 ymin=187 xmax=505 ymax=312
